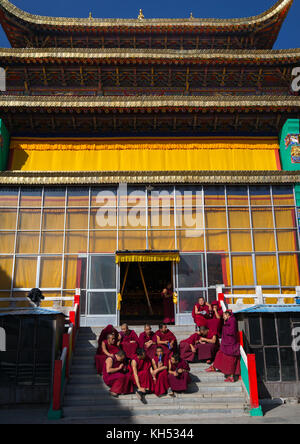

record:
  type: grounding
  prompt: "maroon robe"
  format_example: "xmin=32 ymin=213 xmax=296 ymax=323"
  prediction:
xmin=197 ymin=330 xmax=219 ymax=361
xmin=130 ymin=355 xmax=154 ymax=392
xmin=119 ymin=329 xmax=139 ymax=360
xmin=155 ymin=329 xmax=177 ymax=355
xmin=138 ymin=331 xmax=157 ymax=360
xmin=179 ymin=333 xmax=200 ymax=362
xmin=213 ymin=314 xmax=241 ymax=376
xmin=96 ymin=324 xmax=119 ymax=355
xmin=207 ymin=301 xmax=223 ymax=337
xmin=192 ymin=303 xmax=211 ymax=328
xmin=162 ymin=289 xmax=175 ymax=324
xmin=153 ymin=354 xmax=169 ymax=397
xmin=102 ymin=355 xmax=134 ymax=395
xmin=95 ymin=339 xmax=120 ymax=375
xmin=168 ymin=359 xmax=191 ymax=392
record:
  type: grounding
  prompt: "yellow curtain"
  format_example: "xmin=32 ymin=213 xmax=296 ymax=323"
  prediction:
xmin=66 ymin=209 xmax=89 ymax=230
xmin=42 ymin=209 xmax=65 ymax=230
xmin=13 ymin=257 xmax=37 ymax=288
xmin=40 ymin=232 xmax=64 ymax=254
xmin=89 ymin=231 xmax=117 ymax=253
xmin=252 ymin=208 xmax=274 ymax=229
xmin=231 ymin=256 xmax=255 ymax=304
xmin=63 ymin=256 xmax=78 ymax=290
xmin=18 ymin=209 xmax=41 ymax=230
xmin=39 ymin=257 xmax=62 ymax=288
xmin=65 ymin=231 xmax=88 ymax=254
xmin=253 ymin=231 xmax=276 ymax=252
xmin=0 ymin=256 xmax=13 ymax=290
xmin=148 ymin=230 xmax=176 ymax=251
xmin=205 ymin=208 xmax=227 ymax=229
xmin=118 ymin=230 xmax=146 ymax=251
xmin=279 ymin=255 xmax=300 ymax=287
xmin=177 ymin=230 xmax=204 ymax=252
xmin=230 ymin=231 xmax=252 ymax=252
xmin=16 ymin=232 xmax=39 ymax=254
xmin=0 ymin=233 xmax=15 ymax=254
xmin=277 ymin=230 xmax=298 ymax=252
xmin=0 ymin=209 xmax=17 ymax=230
xmin=275 ymin=207 xmax=296 ymax=229
xmin=206 ymin=230 xmax=228 ymax=252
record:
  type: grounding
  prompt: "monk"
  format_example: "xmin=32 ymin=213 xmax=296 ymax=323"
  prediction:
xmin=152 ymin=346 xmax=170 ymax=397
xmin=206 ymin=311 xmax=241 ymax=382
xmin=119 ymin=323 xmax=139 ymax=360
xmin=155 ymin=323 xmax=177 ymax=356
xmin=179 ymin=330 xmax=202 ymax=362
xmin=96 ymin=324 xmax=119 ymax=355
xmin=192 ymin=296 xmax=212 ymax=328
xmin=197 ymin=326 xmax=219 ymax=364
xmin=168 ymin=353 xmax=191 ymax=396
xmin=131 ymin=348 xmax=155 ymax=402
xmin=138 ymin=324 xmax=157 ymax=360
xmin=95 ymin=333 xmax=120 ymax=375
xmin=207 ymin=300 xmax=223 ymax=337
xmin=162 ymin=282 xmax=175 ymax=324
xmin=102 ymin=350 xmax=134 ymax=397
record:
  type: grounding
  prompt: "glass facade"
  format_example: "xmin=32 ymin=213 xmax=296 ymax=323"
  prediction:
xmin=0 ymin=185 xmax=299 ymax=320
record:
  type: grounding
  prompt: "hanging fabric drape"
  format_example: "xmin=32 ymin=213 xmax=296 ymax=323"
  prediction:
xmin=115 ymin=251 xmax=180 ymax=264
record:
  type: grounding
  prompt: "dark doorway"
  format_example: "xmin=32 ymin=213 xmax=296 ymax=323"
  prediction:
xmin=120 ymin=261 xmax=172 ymax=325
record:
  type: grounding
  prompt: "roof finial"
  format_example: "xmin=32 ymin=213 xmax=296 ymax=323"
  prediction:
xmin=190 ymin=12 xmax=194 ymax=20
xmin=89 ymin=12 xmax=93 ymax=19
xmin=138 ymin=9 xmax=145 ymax=20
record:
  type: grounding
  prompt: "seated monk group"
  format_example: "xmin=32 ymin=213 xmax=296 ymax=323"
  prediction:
xmin=180 ymin=325 xmax=219 ymax=364
xmin=95 ymin=322 xmax=191 ymax=401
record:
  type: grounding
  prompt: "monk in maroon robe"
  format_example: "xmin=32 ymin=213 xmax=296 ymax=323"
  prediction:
xmin=197 ymin=326 xmax=219 ymax=364
xmin=131 ymin=348 xmax=155 ymax=402
xmin=139 ymin=324 xmax=157 ymax=360
xmin=152 ymin=346 xmax=170 ymax=397
xmin=192 ymin=296 xmax=212 ymax=328
xmin=95 ymin=333 xmax=120 ymax=375
xmin=162 ymin=282 xmax=175 ymax=324
xmin=96 ymin=324 xmax=119 ymax=355
xmin=103 ymin=350 xmax=134 ymax=397
xmin=207 ymin=300 xmax=223 ymax=337
xmin=155 ymin=323 xmax=177 ymax=356
xmin=179 ymin=331 xmax=201 ymax=362
xmin=206 ymin=311 xmax=241 ymax=382
xmin=168 ymin=353 xmax=191 ymax=395
xmin=119 ymin=323 xmax=139 ymax=360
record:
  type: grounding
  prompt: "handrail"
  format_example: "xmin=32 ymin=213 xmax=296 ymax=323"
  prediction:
xmin=222 ymin=285 xmax=300 ymax=306
xmin=48 ymin=290 xmax=81 ymax=420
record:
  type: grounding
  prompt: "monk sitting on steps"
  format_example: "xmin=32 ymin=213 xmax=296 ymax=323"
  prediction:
xmin=197 ymin=325 xmax=219 ymax=364
xmin=102 ymin=350 xmax=134 ymax=397
xmin=138 ymin=324 xmax=157 ymax=360
xmin=167 ymin=353 xmax=191 ymax=397
xmin=119 ymin=323 xmax=139 ymax=360
xmin=95 ymin=332 xmax=120 ymax=375
xmin=130 ymin=348 xmax=155 ymax=403
xmin=151 ymin=346 xmax=170 ymax=397
xmin=155 ymin=323 xmax=177 ymax=356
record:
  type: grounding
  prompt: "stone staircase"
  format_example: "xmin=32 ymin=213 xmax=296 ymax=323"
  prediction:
xmin=63 ymin=327 xmax=250 ymax=421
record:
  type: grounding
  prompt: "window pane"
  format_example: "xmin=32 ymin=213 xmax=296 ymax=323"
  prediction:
xmin=90 ymin=207 xmax=117 ymax=230
xmin=228 ymin=208 xmax=250 ymax=229
xmin=88 ymin=291 xmax=116 ymax=315
xmin=89 ymin=255 xmax=116 ymax=289
xmin=277 ymin=315 xmax=292 ymax=346
xmin=204 ymin=186 xmax=225 ymax=206
xmin=148 ymin=230 xmax=175 ymax=251
xmin=39 ymin=257 xmax=62 ymax=288
xmin=232 ymin=256 xmax=254 ymax=286
xmin=20 ymin=318 xmax=36 ymax=349
xmin=118 ymin=230 xmax=146 ymax=251
xmin=251 ymin=208 xmax=274 ymax=229
xmin=16 ymin=232 xmax=39 ymax=254
xmin=253 ymin=348 xmax=265 ymax=381
xmin=272 ymin=186 xmax=294 ymax=206
xmin=178 ymin=254 xmax=205 ymax=288
xmin=279 ymin=255 xmax=300 ymax=287
xmin=42 ymin=209 xmax=65 ymax=230
xmin=65 ymin=231 xmax=88 ymax=254
xmin=227 ymin=186 xmax=248 ymax=206
xmin=0 ymin=256 xmax=13 ymax=289
xmin=0 ymin=232 xmax=15 ymax=253
xmin=20 ymin=188 xmax=42 ymax=207
xmin=150 ymin=207 xmax=174 ymax=229
xmin=250 ymin=186 xmax=271 ymax=206
xmin=0 ymin=209 xmax=17 ymax=229
xmin=89 ymin=230 xmax=117 ymax=253
xmin=277 ymin=230 xmax=298 ymax=252
xmin=207 ymin=254 xmax=230 ymax=286
xmin=3 ymin=317 xmax=20 ymax=349
xmin=66 ymin=209 xmax=88 ymax=230
xmin=275 ymin=207 xmax=296 ymax=229
xmin=44 ymin=187 xmax=66 ymax=207
xmin=91 ymin=186 xmax=117 ymax=207
xmin=40 ymin=232 xmax=64 ymax=254
xmin=248 ymin=317 xmax=262 ymax=346
xmin=179 ymin=290 xmax=205 ymax=313
xmin=14 ymin=257 xmax=37 ymax=288
xmin=0 ymin=188 xmax=18 ymax=207
xmin=206 ymin=230 xmax=228 ymax=252
xmin=280 ymin=348 xmax=296 ymax=382
xmin=205 ymin=208 xmax=227 ymax=229
xmin=18 ymin=209 xmax=41 ymax=230
xmin=265 ymin=348 xmax=280 ymax=381
xmin=256 ymin=255 xmax=279 ymax=286
xmin=149 ymin=186 xmax=175 ymax=207
xmin=253 ymin=231 xmax=276 ymax=252
xmin=262 ymin=315 xmax=277 ymax=345
xmin=230 ymin=231 xmax=252 ymax=252
xmin=67 ymin=187 xmax=89 ymax=207
xmin=177 ymin=230 xmax=204 ymax=252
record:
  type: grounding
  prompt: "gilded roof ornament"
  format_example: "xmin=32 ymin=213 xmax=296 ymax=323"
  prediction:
xmin=89 ymin=12 xmax=93 ymax=19
xmin=138 ymin=9 xmax=145 ymax=20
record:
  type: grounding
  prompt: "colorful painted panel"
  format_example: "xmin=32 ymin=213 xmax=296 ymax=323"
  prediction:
xmin=280 ymin=119 xmax=300 ymax=171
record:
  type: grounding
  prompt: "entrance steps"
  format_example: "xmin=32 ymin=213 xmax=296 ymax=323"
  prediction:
xmin=62 ymin=326 xmax=250 ymax=421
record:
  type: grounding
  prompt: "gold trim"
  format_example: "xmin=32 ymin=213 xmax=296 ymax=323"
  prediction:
xmin=0 ymin=171 xmax=298 ymax=185
xmin=0 ymin=0 xmax=293 ymax=28
xmin=0 ymin=95 xmax=299 ymax=109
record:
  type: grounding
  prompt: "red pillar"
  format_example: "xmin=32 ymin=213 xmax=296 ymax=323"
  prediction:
xmin=248 ymin=354 xmax=260 ymax=409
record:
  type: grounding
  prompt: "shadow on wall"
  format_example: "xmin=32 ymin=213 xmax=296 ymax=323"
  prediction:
xmin=7 ymin=148 xmax=29 ymax=170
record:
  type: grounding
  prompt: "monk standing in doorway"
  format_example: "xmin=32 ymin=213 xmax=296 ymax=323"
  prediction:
xmin=162 ymin=282 xmax=175 ymax=324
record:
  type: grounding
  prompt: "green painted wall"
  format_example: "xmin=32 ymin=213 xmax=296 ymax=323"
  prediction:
xmin=295 ymin=184 xmax=300 ymax=207
xmin=0 ymin=119 xmax=10 ymax=171
xmin=279 ymin=119 xmax=300 ymax=171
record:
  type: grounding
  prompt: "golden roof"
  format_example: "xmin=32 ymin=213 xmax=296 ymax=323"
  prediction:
xmin=0 ymin=0 xmax=293 ymax=29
